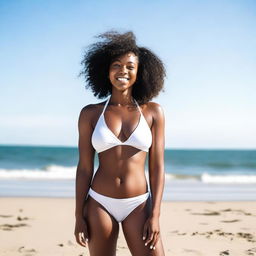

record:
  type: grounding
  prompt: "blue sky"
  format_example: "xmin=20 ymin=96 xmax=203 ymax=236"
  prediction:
xmin=0 ymin=0 xmax=255 ymax=149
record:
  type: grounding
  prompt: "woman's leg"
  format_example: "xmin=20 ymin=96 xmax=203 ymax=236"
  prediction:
xmin=121 ymin=198 xmax=165 ymax=256
xmin=84 ymin=196 xmax=119 ymax=256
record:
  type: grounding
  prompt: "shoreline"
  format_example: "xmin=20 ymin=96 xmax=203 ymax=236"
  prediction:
xmin=1 ymin=179 xmax=256 ymax=201
xmin=2 ymin=195 xmax=256 ymax=202
xmin=0 ymin=198 xmax=255 ymax=255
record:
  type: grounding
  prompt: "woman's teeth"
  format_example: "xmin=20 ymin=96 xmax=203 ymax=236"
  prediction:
xmin=117 ymin=77 xmax=128 ymax=81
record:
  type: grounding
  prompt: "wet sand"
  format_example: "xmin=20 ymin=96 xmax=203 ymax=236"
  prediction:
xmin=0 ymin=198 xmax=255 ymax=256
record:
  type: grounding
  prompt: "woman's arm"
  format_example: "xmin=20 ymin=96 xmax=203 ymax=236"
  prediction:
xmin=74 ymin=105 xmax=95 ymax=247
xmin=143 ymin=102 xmax=165 ymax=250
xmin=148 ymin=103 xmax=165 ymax=217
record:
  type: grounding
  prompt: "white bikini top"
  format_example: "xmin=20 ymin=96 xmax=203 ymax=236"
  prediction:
xmin=91 ymin=96 xmax=152 ymax=153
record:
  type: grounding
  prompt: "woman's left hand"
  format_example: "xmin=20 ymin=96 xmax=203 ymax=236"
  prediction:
xmin=142 ymin=216 xmax=160 ymax=250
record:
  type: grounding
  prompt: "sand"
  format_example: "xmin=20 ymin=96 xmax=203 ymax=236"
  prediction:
xmin=0 ymin=198 xmax=255 ymax=256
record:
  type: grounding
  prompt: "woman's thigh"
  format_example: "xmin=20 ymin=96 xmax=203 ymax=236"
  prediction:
xmin=121 ymin=198 xmax=165 ymax=256
xmin=84 ymin=196 xmax=119 ymax=256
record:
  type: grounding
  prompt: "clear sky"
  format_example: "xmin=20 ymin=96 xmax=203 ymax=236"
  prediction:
xmin=0 ymin=0 xmax=255 ymax=149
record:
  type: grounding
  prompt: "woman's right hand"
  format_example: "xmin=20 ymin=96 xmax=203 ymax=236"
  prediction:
xmin=74 ymin=216 xmax=89 ymax=247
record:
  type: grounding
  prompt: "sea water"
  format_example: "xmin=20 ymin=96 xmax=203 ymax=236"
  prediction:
xmin=0 ymin=145 xmax=256 ymax=201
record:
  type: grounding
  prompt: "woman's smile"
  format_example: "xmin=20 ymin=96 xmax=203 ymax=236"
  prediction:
xmin=116 ymin=77 xmax=130 ymax=81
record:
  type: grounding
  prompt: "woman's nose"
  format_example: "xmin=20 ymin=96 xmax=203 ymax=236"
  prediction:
xmin=119 ymin=65 xmax=128 ymax=74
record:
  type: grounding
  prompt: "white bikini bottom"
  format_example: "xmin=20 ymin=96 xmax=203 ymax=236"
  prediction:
xmin=88 ymin=188 xmax=150 ymax=223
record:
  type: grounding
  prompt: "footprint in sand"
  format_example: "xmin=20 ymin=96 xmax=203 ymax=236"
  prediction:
xmin=219 ymin=250 xmax=229 ymax=255
xmin=245 ymin=247 xmax=256 ymax=255
xmin=0 ymin=223 xmax=29 ymax=231
xmin=191 ymin=230 xmax=236 ymax=240
xmin=177 ymin=232 xmax=187 ymax=236
xmin=18 ymin=246 xmax=37 ymax=255
xmin=191 ymin=210 xmax=220 ymax=216
xmin=0 ymin=214 xmax=13 ymax=218
xmin=221 ymin=209 xmax=254 ymax=216
xmin=235 ymin=210 xmax=253 ymax=216
xmin=221 ymin=208 xmax=232 ymax=212
xmin=220 ymin=219 xmax=240 ymax=223
xmin=237 ymin=232 xmax=255 ymax=243
xmin=17 ymin=216 xmax=29 ymax=221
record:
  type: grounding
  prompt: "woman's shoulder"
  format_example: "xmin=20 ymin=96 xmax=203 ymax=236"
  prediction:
xmin=139 ymin=101 xmax=164 ymax=127
xmin=81 ymin=99 xmax=107 ymax=113
xmin=79 ymin=100 xmax=107 ymax=121
xmin=141 ymin=101 xmax=164 ymax=117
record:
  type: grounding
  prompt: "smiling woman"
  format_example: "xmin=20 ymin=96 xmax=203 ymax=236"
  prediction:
xmin=75 ymin=30 xmax=166 ymax=256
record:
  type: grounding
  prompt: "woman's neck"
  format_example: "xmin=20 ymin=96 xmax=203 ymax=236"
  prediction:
xmin=109 ymin=90 xmax=134 ymax=105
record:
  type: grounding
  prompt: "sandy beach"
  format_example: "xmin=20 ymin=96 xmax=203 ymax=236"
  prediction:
xmin=0 ymin=198 xmax=255 ymax=256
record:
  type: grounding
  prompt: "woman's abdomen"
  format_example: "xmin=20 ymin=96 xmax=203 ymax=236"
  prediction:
xmin=91 ymin=147 xmax=148 ymax=198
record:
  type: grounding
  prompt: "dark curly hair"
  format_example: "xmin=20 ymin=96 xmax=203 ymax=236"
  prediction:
xmin=80 ymin=30 xmax=166 ymax=104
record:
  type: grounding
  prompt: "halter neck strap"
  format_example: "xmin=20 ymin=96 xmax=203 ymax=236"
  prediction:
xmin=102 ymin=96 xmax=111 ymax=114
xmin=133 ymin=99 xmax=142 ymax=114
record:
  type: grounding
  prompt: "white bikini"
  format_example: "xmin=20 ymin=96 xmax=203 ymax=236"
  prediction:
xmin=89 ymin=96 xmax=152 ymax=222
xmin=91 ymin=96 xmax=152 ymax=153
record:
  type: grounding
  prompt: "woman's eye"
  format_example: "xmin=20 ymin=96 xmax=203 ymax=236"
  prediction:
xmin=112 ymin=63 xmax=120 ymax=67
xmin=128 ymin=66 xmax=134 ymax=70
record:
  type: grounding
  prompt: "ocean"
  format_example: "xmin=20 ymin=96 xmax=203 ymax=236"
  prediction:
xmin=0 ymin=145 xmax=256 ymax=201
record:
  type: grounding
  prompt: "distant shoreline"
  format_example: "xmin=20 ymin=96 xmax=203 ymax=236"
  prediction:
xmin=1 ymin=144 xmax=256 ymax=150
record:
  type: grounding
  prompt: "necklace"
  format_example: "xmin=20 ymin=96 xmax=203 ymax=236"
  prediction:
xmin=109 ymin=97 xmax=136 ymax=107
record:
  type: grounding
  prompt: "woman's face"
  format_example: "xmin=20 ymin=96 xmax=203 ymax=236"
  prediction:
xmin=109 ymin=52 xmax=138 ymax=92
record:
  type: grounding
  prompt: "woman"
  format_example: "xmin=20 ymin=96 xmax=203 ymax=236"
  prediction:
xmin=74 ymin=31 xmax=166 ymax=256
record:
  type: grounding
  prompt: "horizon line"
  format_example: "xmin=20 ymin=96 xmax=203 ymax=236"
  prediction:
xmin=0 ymin=143 xmax=255 ymax=150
